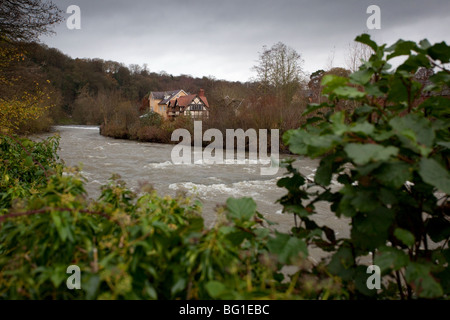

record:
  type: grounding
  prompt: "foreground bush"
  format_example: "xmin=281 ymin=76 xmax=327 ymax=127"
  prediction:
xmin=0 ymin=135 xmax=344 ymax=300
xmin=280 ymin=35 xmax=450 ymax=299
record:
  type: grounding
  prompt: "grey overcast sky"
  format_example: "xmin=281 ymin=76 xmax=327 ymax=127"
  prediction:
xmin=39 ymin=0 xmax=450 ymax=82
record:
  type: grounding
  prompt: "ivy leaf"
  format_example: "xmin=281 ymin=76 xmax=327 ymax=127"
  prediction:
xmin=419 ymin=158 xmax=450 ymax=194
xmin=344 ymin=143 xmax=398 ymax=165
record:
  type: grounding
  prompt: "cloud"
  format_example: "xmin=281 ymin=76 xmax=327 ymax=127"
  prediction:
xmin=40 ymin=0 xmax=450 ymax=81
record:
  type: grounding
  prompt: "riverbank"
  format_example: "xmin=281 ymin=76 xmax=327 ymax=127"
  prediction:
xmin=99 ymin=121 xmax=293 ymax=154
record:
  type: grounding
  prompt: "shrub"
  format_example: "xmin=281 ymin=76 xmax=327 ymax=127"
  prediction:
xmin=280 ymin=35 xmax=450 ymax=299
xmin=0 ymin=135 xmax=344 ymax=299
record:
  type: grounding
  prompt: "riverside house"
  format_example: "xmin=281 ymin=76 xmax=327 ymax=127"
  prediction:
xmin=148 ymin=89 xmax=210 ymax=120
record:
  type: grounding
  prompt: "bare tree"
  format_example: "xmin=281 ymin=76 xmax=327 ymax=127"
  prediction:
xmin=253 ymin=42 xmax=304 ymax=106
xmin=0 ymin=0 xmax=63 ymax=42
xmin=345 ymin=41 xmax=374 ymax=72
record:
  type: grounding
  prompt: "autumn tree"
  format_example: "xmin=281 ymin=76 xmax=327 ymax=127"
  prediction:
xmin=0 ymin=0 xmax=62 ymax=42
xmin=0 ymin=0 xmax=63 ymax=132
xmin=253 ymin=42 xmax=304 ymax=106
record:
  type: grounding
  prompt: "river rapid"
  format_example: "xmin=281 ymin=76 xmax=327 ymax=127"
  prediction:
xmin=33 ymin=125 xmax=350 ymax=259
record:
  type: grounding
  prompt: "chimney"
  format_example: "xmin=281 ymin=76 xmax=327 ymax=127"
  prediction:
xmin=198 ymin=88 xmax=205 ymax=97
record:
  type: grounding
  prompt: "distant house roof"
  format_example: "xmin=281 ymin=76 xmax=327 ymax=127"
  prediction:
xmin=176 ymin=94 xmax=209 ymax=109
xmin=150 ymin=89 xmax=187 ymax=104
xmin=168 ymin=89 xmax=210 ymax=111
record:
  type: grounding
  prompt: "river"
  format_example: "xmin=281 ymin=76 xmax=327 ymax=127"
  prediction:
xmin=33 ymin=125 xmax=350 ymax=259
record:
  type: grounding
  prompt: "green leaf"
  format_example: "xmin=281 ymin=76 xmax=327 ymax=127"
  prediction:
xmin=405 ymin=262 xmax=443 ymax=298
xmin=226 ymin=197 xmax=257 ymax=221
xmin=171 ymin=277 xmax=187 ymax=296
xmin=351 ymin=207 xmax=394 ymax=250
xmin=437 ymin=141 xmax=450 ymax=149
xmin=333 ymin=86 xmax=366 ymax=99
xmin=306 ymin=116 xmax=323 ymax=125
xmin=284 ymin=129 xmax=309 ymax=155
xmin=24 ymin=156 xmax=33 ymax=167
xmin=226 ymin=231 xmax=252 ymax=246
xmin=389 ymin=114 xmax=435 ymax=149
xmin=355 ymin=34 xmax=378 ymax=52
xmin=427 ymin=41 xmax=450 ymax=63
xmin=286 ymin=129 xmax=339 ymax=157
xmin=426 ymin=217 xmax=450 ymax=243
xmin=394 ymin=228 xmax=415 ymax=247
xmin=315 ymin=154 xmax=334 ymax=185
xmin=419 ymin=158 xmax=450 ymax=194
xmin=349 ymin=122 xmax=375 ymax=136
xmin=386 ymin=40 xmax=419 ymax=60
xmin=84 ymin=275 xmax=100 ymax=300
xmin=374 ymin=246 xmax=409 ymax=273
xmin=302 ymin=103 xmax=331 ymax=116
xmin=387 ymin=77 xmax=409 ymax=103
xmin=344 ymin=143 xmax=398 ymax=165
xmin=267 ymin=232 xmax=308 ymax=264
xmin=277 ymin=174 xmax=306 ymax=192
xmin=321 ymin=74 xmax=348 ymax=88
xmin=51 ymin=211 xmax=66 ymax=242
xmin=350 ymin=69 xmax=373 ymax=85
xmin=419 ymin=39 xmax=432 ymax=50
xmin=327 ymin=246 xmax=355 ymax=281
xmin=397 ymin=53 xmax=431 ymax=73
xmin=330 ymin=111 xmax=347 ymax=135
xmin=419 ymin=96 xmax=450 ymax=117
xmin=374 ymin=162 xmax=412 ymax=189
xmin=205 ymin=281 xmax=227 ymax=299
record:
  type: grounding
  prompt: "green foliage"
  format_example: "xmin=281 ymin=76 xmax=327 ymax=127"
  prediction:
xmin=0 ymin=134 xmax=62 ymax=212
xmin=0 ymin=135 xmax=344 ymax=300
xmin=281 ymin=35 xmax=450 ymax=299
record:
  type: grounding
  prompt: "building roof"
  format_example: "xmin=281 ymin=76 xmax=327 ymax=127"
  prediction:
xmin=175 ymin=94 xmax=209 ymax=109
xmin=150 ymin=90 xmax=187 ymax=105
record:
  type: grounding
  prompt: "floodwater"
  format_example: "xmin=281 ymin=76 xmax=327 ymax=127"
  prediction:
xmin=34 ymin=125 xmax=351 ymax=260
